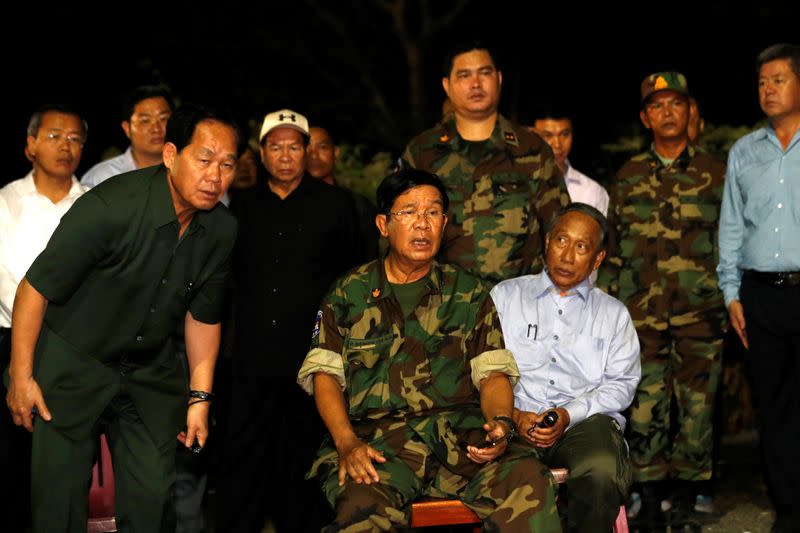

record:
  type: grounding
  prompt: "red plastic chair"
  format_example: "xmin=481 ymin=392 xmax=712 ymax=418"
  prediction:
xmin=87 ymin=434 xmax=117 ymax=533
xmin=411 ymin=467 xmax=629 ymax=532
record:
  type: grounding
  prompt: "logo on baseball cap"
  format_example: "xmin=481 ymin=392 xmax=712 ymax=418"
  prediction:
xmin=259 ymin=109 xmax=309 ymax=142
xmin=640 ymin=72 xmax=689 ymax=105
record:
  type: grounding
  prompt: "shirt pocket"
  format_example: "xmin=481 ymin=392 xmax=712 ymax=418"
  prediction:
xmin=616 ymin=200 xmax=656 ymax=258
xmin=507 ymin=332 xmax=550 ymax=372
xmin=563 ymin=333 xmax=605 ymax=391
xmin=489 ymin=176 xmax=532 ymax=237
xmin=343 ymin=333 xmax=395 ymax=412
xmin=737 ymin=164 xmax=773 ymax=226
xmin=677 ymin=196 xmax=719 ymax=259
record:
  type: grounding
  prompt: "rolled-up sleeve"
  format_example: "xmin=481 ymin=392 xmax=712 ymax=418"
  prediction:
xmin=296 ymin=291 xmax=346 ymax=395
xmin=466 ymin=293 xmax=519 ymax=389
xmin=470 ymin=348 xmax=520 ymax=389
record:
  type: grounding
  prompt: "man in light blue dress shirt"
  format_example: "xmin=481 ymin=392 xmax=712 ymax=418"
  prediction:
xmin=718 ymin=43 xmax=800 ymax=533
xmin=491 ymin=203 xmax=640 ymax=533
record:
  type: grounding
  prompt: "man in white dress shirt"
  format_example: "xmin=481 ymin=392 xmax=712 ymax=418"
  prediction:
xmin=0 ymin=103 xmax=87 ymax=532
xmin=491 ymin=203 xmax=640 ymax=533
xmin=532 ymin=114 xmax=609 ymax=215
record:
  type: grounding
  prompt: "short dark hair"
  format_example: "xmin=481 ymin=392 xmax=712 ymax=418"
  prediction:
xmin=376 ymin=164 xmax=449 ymax=216
xmin=532 ymin=102 xmax=573 ymax=123
xmin=547 ymin=202 xmax=608 ymax=251
xmin=756 ymin=44 xmax=800 ymax=79
xmin=441 ymin=40 xmax=499 ymax=79
xmin=27 ymin=104 xmax=88 ymax=140
xmin=165 ymin=104 xmax=241 ymax=155
xmin=122 ymin=85 xmax=174 ymax=121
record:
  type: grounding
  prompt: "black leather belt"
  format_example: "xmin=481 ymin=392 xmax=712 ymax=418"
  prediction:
xmin=743 ymin=270 xmax=800 ymax=287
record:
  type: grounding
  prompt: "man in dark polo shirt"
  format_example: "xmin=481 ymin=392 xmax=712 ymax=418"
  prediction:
xmin=216 ymin=109 xmax=359 ymax=533
xmin=5 ymin=104 xmax=240 ymax=532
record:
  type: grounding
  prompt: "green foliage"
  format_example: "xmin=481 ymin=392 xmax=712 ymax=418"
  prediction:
xmin=334 ymin=143 xmax=394 ymax=203
xmin=698 ymin=120 xmax=765 ymax=160
xmin=599 ymin=120 xmax=765 ymax=163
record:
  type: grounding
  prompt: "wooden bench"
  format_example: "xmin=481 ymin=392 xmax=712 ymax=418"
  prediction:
xmin=411 ymin=468 xmax=629 ymax=532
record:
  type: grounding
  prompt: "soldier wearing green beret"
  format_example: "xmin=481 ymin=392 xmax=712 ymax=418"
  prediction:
xmin=5 ymin=105 xmax=240 ymax=532
xmin=403 ymin=41 xmax=570 ymax=285
xmin=297 ymin=168 xmax=561 ymax=532
xmin=600 ymin=72 xmax=726 ymax=527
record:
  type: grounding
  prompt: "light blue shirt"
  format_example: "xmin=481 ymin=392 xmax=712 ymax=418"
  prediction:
xmin=81 ymin=146 xmax=137 ymax=188
xmin=717 ymin=127 xmax=800 ymax=305
xmin=490 ymin=272 xmax=640 ymax=430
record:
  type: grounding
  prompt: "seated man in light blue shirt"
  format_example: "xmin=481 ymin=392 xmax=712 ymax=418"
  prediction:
xmin=491 ymin=202 xmax=641 ymax=533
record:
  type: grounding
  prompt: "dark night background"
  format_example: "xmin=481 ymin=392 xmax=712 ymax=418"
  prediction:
xmin=3 ymin=1 xmax=798 ymax=187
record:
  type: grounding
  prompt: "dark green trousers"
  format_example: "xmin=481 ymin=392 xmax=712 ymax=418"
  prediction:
xmin=31 ymin=387 xmax=176 ymax=533
xmin=532 ymin=414 xmax=631 ymax=533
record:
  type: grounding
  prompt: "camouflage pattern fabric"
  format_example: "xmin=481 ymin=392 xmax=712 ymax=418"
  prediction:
xmin=600 ymin=144 xmax=726 ymax=482
xmin=298 ymin=259 xmax=561 ymax=532
xmin=403 ymin=114 xmax=570 ymax=284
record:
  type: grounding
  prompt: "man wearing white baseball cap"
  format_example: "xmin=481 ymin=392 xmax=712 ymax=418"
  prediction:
xmin=217 ymin=109 xmax=360 ymax=532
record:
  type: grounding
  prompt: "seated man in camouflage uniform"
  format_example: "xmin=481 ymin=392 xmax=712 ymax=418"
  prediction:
xmin=297 ymin=168 xmax=561 ymax=532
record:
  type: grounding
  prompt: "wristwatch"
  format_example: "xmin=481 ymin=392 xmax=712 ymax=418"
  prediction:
xmin=492 ymin=415 xmax=517 ymax=441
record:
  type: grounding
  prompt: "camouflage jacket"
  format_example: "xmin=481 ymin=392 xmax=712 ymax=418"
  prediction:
xmin=403 ymin=114 xmax=569 ymax=284
xmin=297 ymin=259 xmax=519 ymax=475
xmin=600 ymin=144 xmax=726 ymax=325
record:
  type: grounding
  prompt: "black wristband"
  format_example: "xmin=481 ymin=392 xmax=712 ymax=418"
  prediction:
xmin=492 ymin=415 xmax=517 ymax=441
xmin=189 ymin=390 xmax=215 ymax=401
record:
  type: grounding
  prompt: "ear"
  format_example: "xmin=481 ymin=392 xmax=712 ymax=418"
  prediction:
xmin=334 ymin=146 xmax=341 ymax=161
xmin=591 ymin=249 xmax=607 ymax=271
xmin=375 ymin=213 xmax=389 ymax=238
xmin=26 ymin=135 xmax=37 ymax=159
xmin=121 ymin=121 xmax=132 ymax=140
xmin=498 ymin=70 xmax=503 ymax=87
xmin=544 ymin=232 xmax=551 ymax=250
xmin=639 ymin=109 xmax=652 ymax=130
xmin=162 ymin=142 xmax=178 ymax=170
xmin=442 ymin=77 xmax=450 ymax=97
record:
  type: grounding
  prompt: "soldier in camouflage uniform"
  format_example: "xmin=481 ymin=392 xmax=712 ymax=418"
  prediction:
xmin=297 ymin=168 xmax=561 ymax=532
xmin=403 ymin=41 xmax=569 ymax=284
xmin=600 ymin=72 xmax=726 ymax=524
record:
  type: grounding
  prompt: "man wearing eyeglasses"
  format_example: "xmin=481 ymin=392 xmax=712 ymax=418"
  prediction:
xmin=82 ymin=85 xmax=173 ymax=188
xmin=298 ymin=167 xmax=561 ymax=532
xmin=0 ymin=103 xmax=87 ymax=532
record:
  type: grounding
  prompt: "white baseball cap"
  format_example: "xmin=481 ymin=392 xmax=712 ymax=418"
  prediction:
xmin=259 ymin=109 xmax=309 ymax=142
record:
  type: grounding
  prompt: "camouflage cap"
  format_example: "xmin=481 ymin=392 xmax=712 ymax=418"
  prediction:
xmin=640 ymin=72 xmax=689 ymax=105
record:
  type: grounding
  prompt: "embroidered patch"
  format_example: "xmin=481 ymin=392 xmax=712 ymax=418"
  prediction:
xmin=439 ymin=133 xmax=450 ymax=143
xmin=371 ymin=287 xmax=382 ymax=299
xmin=311 ymin=310 xmax=322 ymax=339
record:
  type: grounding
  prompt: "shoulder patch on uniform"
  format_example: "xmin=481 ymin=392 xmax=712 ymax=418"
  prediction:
xmin=371 ymin=287 xmax=382 ymax=299
xmin=504 ymin=132 xmax=517 ymax=143
xmin=311 ymin=310 xmax=323 ymax=339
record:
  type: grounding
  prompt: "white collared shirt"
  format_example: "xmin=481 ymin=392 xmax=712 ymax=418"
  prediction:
xmin=0 ymin=172 xmax=86 ymax=326
xmin=564 ymin=160 xmax=609 ymax=215
xmin=491 ymin=271 xmax=641 ymax=430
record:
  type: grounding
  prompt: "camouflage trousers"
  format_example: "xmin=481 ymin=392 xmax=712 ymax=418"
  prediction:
xmin=315 ymin=417 xmax=561 ymax=532
xmin=628 ymin=323 xmax=722 ymax=482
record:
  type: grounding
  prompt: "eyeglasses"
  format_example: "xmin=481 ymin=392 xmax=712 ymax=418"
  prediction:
xmin=388 ymin=208 xmax=446 ymax=225
xmin=45 ymin=132 xmax=85 ymax=146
